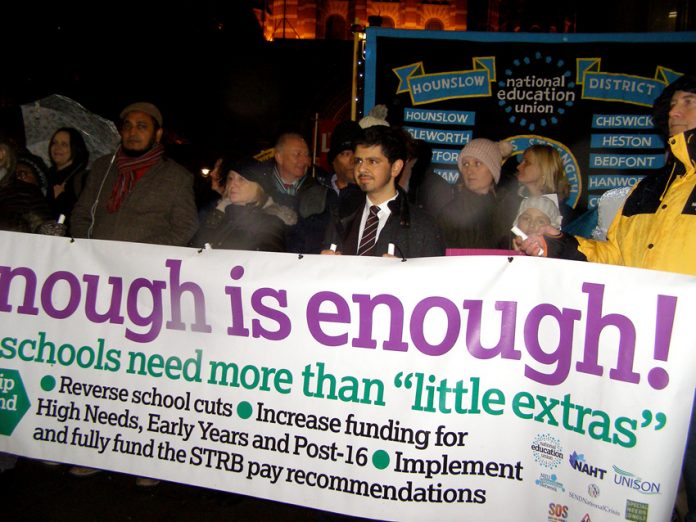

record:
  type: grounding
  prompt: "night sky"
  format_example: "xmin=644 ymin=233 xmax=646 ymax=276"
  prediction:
xmin=2 ymin=1 xmax=353 ymax=160
xmin=3 ymin=0 xmax=689 ymax=162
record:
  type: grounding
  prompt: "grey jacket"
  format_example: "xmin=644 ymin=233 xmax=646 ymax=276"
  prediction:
xmin=71 ymin=153 xmax=198 ymax=246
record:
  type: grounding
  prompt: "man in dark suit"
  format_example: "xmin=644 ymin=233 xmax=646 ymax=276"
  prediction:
xmin=322 ymin=126 xmax=444 ymax=258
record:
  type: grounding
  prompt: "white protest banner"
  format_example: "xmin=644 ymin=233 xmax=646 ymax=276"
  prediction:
xmin=0 ymin=231 xmax=694 ymax=521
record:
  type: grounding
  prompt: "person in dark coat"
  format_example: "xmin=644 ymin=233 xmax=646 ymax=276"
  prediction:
xmin=316 ymin=120 xmax=365 ymax=221
xmin=47 ymin=127 xmax=89 ymax=222
xmin=322 ymin=126 xmax=444 ymax=258
xmin=0 ymin=143 xmax=56 ymax=233
xmin=246 ymin=132 xmax=332 ymax=254
xmin=15 ymin=150 xmax=50 ymax=198
xmin=190 ymin=158 xmax=296 ymax=252
xmin=436 ymin=138 xmax=514 ymax=249
xmin=398 ymin=136 xmax=455 ymax=216
xmin=71 ymin=102 xmax=198 ymax=246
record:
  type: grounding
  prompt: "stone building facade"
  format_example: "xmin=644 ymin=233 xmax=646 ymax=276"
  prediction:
xmin=255 ymin=0 xmax=469 ymax=40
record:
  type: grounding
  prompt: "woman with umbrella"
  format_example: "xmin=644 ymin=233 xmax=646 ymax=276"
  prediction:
xmin=47 ymin=127 xmax=89 ymax=221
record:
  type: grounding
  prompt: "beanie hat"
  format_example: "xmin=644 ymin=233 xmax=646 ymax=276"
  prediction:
xmin=457 ymin=139 xmax=513 ymax=184
xmin=16 ymin=150 xmax=49 ymax=196
xmin=120 ymin=102 xmax=163 ymax=128
xmin=359 ymin=104 xmax=389 ymax=129
xmin=328 ymin=120 xmax=362 ymax=165
xmin=652 ymin=73 xmax=696 ymax=136
xmin=236 ymin=160 xmax=268 ymax=187
xmin=220 ymin=157 xmax=271 ymax=193
xmin=514 ymin=196 xmax=562 ymax=229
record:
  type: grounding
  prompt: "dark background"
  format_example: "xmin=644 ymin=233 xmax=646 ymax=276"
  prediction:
xmin=1 ymin=0 xmax=694 ymax=169
xmin=0 ymin=1 xmax=353 ymax=165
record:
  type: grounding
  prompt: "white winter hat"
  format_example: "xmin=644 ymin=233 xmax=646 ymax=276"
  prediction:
xmin=514 ymin=196 xmax=562 ymax=229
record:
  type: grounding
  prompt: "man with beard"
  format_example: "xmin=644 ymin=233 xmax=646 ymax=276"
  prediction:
xmin=322 ymin=125 xmax=443 ymax=258
xmin=69 ymin=103 xmax=197 ymax=487
xmin=71 ymin=102 xmax=197 ymax=244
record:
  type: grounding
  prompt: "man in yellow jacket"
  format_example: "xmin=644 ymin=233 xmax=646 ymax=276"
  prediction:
xmin=519 ymin=72 xmax=696 ymax=520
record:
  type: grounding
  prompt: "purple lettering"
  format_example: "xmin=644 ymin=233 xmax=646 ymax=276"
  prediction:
xmin=0 ymin=266 xmax=39 ymax=315
xmin=41 ymin=271 xmax=80 ymax=319
xmin=165 ymin=259 xmax=211 ymax=333
xmin=83 ymin=274 xmax=125 ymax=324
xmin=410 ymin=297 xmax=459 ymax=356
xmin=577 ymin=282 xmax=639 ymax=384
xmin=251 ymin=288 xmax=290 ymax=341
xmin=225 ymin=266 xmax=249 ymax=337
xmin=352 ymin=294 xmax=407 ymax=351
xmin=523 ymin=303 xmax=580 ymax=385
xmin=463 ymin=300 xmax=521 ymax=360
xmin=647 ymin=294 xmax=677 ymax=390
xmin=306 ymin=291 xmax=350 ymax=346
xmin=125 ymin=278 xmax=165 ymax=343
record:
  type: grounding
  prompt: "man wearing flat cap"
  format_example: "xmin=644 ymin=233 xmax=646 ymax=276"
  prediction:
xmin=71 ymin=101 xmax=197 ymax=245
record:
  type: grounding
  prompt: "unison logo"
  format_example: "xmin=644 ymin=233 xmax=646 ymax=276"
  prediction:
xmin=612 ymin=465 xmax=661 ymax=495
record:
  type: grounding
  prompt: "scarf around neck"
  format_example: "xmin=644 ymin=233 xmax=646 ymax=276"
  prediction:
xmin=107 ymin=144 xmax=164 ymax=213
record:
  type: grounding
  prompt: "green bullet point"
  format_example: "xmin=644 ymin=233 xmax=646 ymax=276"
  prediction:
xmin=237 ymin=401 xmax=252 ymax=419
xmin=372 ymin=449 xmax=390 ymax=470
xmin=40 ymin=375 xmax=56 ymax=392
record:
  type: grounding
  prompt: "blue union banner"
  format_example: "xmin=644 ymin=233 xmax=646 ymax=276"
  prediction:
xmin=364 ymin=29 xmax=696 ymax=210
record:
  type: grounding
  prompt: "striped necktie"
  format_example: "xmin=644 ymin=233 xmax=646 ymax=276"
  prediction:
xmin=358 ymin=205 xmax=380 ymax=256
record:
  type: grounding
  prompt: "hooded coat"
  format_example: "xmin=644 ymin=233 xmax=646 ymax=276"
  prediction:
xmin=547 ymin=74 xmax=696 ymax=275
xmin=574 ymin=126 xmax=696 ymax=274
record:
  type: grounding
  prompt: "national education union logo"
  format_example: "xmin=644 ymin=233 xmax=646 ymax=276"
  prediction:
xmin=531 ymin=433 xmax=564 ymax=469
xmin=496 ymin=52 xmax=576 ymax=132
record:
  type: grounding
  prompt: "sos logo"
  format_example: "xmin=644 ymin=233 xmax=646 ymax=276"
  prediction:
xmin=548 ymin=502 xmax=569 ymax=520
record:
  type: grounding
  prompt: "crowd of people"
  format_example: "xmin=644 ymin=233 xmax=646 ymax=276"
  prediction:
xmin=1 ymin=72 xmax=696 ymax=519
xmin=0 ymin=101 xmax=576 ymax=258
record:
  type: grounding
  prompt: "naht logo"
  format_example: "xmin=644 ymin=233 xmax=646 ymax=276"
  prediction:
xmin=569 ymin=450 xmax=607 ymax=479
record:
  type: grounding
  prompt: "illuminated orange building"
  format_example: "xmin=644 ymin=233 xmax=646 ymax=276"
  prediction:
xmin=253 ymin=0 xmax=692 ymax=40
xmin=254 ymin=0 xmax=470 ymax=40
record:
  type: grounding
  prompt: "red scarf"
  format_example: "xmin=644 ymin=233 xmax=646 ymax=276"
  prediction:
xmin=106 ymin=144 xmax=165 ymax=213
